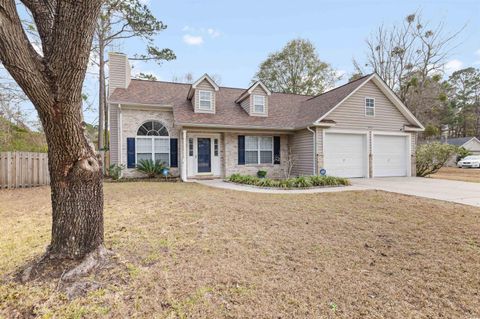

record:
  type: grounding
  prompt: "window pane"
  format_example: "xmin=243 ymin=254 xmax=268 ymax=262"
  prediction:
xmin=245 ymin=136 xmax=258 ymax=150
xmin=254 ymin=95 xmax=265 ymax=113
xmin=155 ymin=153 xmax=169 ymax=165
xmin=189 ymin=138 xmax=194 ymax=156
xmin=245 ymin=151 xmax=258 ymax=164
xmin=199 ymin=100 xmax=211 ymax=108
xmin=137 ymin=126 xmax=148 ymax=135
xmin=154 ymin=138 xmax=169 ymax=153
xmin=254 ymin=104 xmax=264 ymax=113
xmin=260 ymin=151 xmax=272 ymax=164
xmin=214 ymin=139 xmax=219 ymax=156
xmin=200 ymin=91 xmax=211 ymax=100
xmin=143 ymin=121 xmax=153 ymax=131
xmin=137 ymin=138 xmax=152 ymax=153
xmin=137 ymin=153 xmax=151 ymax=162
xmin=259 ymin=137 xmax=272 ymax=150
xmin=366 ymin=107 xmax=374 ymax=116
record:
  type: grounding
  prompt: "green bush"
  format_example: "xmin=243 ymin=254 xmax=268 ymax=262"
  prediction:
xmin=108 ymin=163 xmax=125 ymax=180
xmin=227 ymin=174 xmax=350 ymax=188
xmin=456 ymin=147 xmax=472 ymax=162
xmin=416 ymin=142 xmax=458 ymax=177
xmin=257 ymin=170 xmax=267 ymax=178
xmin=136 ymin=159 xmax=166 ymax=178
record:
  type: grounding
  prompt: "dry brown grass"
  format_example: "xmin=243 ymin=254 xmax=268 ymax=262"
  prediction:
xmin=1 ymin=182 xmax=480 ymax=318
xmin=431 ymin=167 xmax=480 ymax=183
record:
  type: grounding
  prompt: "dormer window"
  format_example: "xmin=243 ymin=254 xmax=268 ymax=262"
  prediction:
xmin=199 ymin=90 xmax=213 ymax=110
xmin=365 ymin=97 xmax=375 ymax=116
xmin=253 ymin=95 xmax=266 ymax=113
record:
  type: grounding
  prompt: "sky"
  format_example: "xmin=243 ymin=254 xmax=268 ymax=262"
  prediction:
xmin=6 ymin=0 xmax=480 ymax=125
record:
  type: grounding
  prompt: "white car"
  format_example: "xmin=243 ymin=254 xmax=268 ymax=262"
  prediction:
xmin=457 ymin=155 xmax=480 ymax=168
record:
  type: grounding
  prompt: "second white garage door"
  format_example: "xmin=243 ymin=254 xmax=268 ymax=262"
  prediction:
xmin=324 ymin=133 xmax=367 ymax=178
xmin=373 ymin=135 xmax=408 ymax=177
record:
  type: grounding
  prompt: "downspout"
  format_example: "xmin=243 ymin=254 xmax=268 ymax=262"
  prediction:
xmin=306 ymin=126 xmax=317 ymax=175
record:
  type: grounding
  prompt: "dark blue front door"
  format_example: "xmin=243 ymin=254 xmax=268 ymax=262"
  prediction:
xmin=197 ymin=138 xmax=211 ymax=173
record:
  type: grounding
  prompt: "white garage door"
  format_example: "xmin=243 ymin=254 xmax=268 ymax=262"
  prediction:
xmin=324 ymin=133 xmax=367 ymax=178
xmin=373 ymin=135 xmax=408 ymax=177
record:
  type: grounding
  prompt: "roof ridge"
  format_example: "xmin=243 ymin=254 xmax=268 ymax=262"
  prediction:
xmin=305 ymin=73 xmax=374 ymax=101
xmin=130 ymin=78 xmax=315 ymax=97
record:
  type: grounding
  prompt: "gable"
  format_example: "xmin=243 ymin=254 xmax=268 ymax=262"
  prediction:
xmin=324 ymin=81 xmax=412 ymax=131
xmin=463 ymin=138 xmax=480 ymax=152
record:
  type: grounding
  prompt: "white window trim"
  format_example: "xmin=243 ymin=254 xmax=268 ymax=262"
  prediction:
xmin=198 ymin=90 xmax=213 ymax=110
xmin=245 ymin=136 xmax=273 ymax=165
xmin=365 ymin=97 xmax=375 ymax=117
xmin=253 ymin=95 xmax=266 ymax=113
xmin=135 ymin=136 xmax=170 ymax=166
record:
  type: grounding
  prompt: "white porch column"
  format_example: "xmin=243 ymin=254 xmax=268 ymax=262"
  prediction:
xmin=181 ymin=129 xmax=187 ymax=181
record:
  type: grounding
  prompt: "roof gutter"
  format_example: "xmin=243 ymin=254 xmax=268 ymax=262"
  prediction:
xmin=306 ymin=126 xmax=317 ymax=175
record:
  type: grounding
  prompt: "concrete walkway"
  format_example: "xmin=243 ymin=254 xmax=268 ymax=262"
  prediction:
xmin=196 ymin=177 xmax=480 ymax=207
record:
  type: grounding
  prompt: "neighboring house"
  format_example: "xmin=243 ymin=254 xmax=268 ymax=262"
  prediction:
xmin=442 ymin=136 xmax=480 ymax=166
xmin=107 ymin=52 xmax=424 ymax=180
xmin=443 ymin=137 xmax=480 ymax=155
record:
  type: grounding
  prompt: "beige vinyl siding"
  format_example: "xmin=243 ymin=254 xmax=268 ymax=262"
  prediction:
xmin=194 ymin=79 xmax=216 ymax=113
xmin=240 ymin=98 xmax=250 ymax=114
xmin=290 ymin=129 xmax=314 ymax=176
xmin=108 ymin=53 xmax=131 ymax=96
xmin=325 ymin=81 xmax=410 ymax=131
xmin=109 ymin=104 xmax=119 ymax=164
xmin=463 ymin=139 xmax=480 ymax=154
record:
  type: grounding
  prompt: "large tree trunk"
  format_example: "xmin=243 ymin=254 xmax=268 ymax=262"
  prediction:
xmin=0 ymin=0 xmax=105 ymax=262
xmin=39 ymin=104 xmax=104 ymax=258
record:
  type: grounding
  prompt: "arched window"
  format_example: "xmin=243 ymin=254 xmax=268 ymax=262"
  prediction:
xmin=136 ymin=121 xmax=170 ymax=166
xmin=137 ymin=121 xmax=169 ymax=136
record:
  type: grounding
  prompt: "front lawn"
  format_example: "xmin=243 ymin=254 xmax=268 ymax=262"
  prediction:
xmin=431 ymin=167 xmax=480 ymax=183
xmin=1 ymin=183 xmax=479 ymax=318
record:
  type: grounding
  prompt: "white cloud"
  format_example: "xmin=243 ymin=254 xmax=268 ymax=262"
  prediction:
xmin=207 ymin=28 xmax=221 ymax=38
xmin=183 ymin=34 xmax=204 ymax=46
xmin=181 ymin=26 xmax=221 ymax=45
xmin=444 ymin=59 xmax=463 ymax=74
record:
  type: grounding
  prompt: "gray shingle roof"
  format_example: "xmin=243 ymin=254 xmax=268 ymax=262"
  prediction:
xmin=109 ymin=74 xmax=374 ymax=130
xmin=445 ymin=137 xmax=477 ymax=146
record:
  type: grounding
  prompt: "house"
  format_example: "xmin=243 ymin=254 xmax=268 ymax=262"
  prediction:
xmin=443 ymin=137 xmax=480 ymax=155
xmin=107 ymin=52 xmax=424 ymax=180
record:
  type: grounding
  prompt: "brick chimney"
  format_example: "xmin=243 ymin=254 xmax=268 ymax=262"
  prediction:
xmin=108 ymin=52 xmax=131 ymax=96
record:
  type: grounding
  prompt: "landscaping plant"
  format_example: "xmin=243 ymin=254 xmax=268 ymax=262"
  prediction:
xmin=136 ymin=159 xmax=166 ymax=178
xmin=228 ymin=174 xmax=349 ymax=188
xmin=257 ymin=170 xmax=268 ymax=178
xmin=108 ymin=163 xmax=125 ymax=180
xmin=416 ymin=142 xmax=458 ymax=177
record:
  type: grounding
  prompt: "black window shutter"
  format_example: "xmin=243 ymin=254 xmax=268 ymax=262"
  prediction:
xmin=274 ymin=136 xmax=281 ymax=164
xmin=170 ymin=138 xmax=178 ymax=167
xmin=127 ymin=138 xmax=136 ymax=168
xmin=238 ymin=135 xmax=245 ymax=165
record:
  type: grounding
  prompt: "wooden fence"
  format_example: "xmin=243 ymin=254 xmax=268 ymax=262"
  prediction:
xmin=0 ymin=152 xmax=50 ymax=189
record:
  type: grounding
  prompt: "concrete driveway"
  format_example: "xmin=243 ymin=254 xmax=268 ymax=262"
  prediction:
xmin=351 ymin=177 xmax=480 ymax=207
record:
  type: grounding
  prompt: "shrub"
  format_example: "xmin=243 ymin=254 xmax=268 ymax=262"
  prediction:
xmin=456 ymin=147 xmax=472 ymax=163
xmin=416 ymin=142 xmax=458 ymax=177
xmin=257 ymin=170 xmax=267 ymax=178
xmin=227 ymin=174 xmax=350 ymax=188
xmin=108 ymin=163 xmax=125 ymax=180
xmin=136 ymin=159 xmax=166 ymax=178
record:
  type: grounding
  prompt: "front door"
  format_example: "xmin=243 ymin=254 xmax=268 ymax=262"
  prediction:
xmin=197 ymin=138 xmax=211 ymax=173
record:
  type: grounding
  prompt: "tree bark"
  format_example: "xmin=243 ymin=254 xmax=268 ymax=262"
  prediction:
xmin=40 ymin=106 xmax=104 ymax=258
xmin=0 ymin=0 xmax=104 ymax=260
